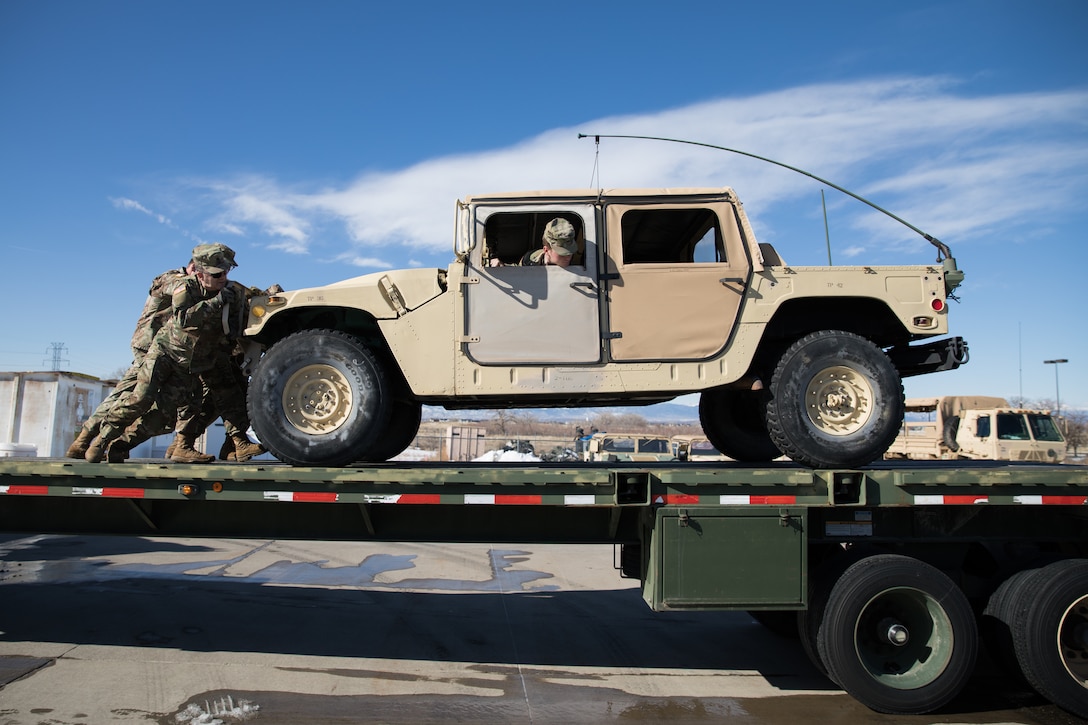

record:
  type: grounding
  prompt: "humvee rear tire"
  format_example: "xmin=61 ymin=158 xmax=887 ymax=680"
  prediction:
xmin=358 ymin=397 xmax=422 ymax=463
xmin=766 ymin=331 xmax=903 ymax=469
xmin=699 ymin=388 xmax=780 ymax=462
xmin=248 ymin=330 xmax=391 ymax=467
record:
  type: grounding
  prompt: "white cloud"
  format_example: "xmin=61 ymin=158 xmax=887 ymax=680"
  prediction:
xmin=138 ymin=77 xmax=1088 ymax=263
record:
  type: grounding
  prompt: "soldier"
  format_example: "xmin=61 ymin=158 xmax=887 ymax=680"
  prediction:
xmin=519 ymin=218 xmax=578 ymax=266
xmin=487 ymin=218 xmax=579 ymax=268
xmin=167 ymin=279 xmax=280 ymax=462
xmin=84 ymin=245 xmax=263 ymax=463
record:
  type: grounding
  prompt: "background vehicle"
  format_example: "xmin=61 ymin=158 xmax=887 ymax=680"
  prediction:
xmin=671 ymin=434 xmax=731 ymax=462
xmin=582 ymin=432 xmax=674 ymax=462
xmin=241 ymin=187 xmax=966 ymax=469
xmin=885 ymin=396 xmax=1066 ymax=462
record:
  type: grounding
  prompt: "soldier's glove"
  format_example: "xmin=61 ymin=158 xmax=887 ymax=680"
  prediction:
xmin=216 ymin=285 xmax=235 ymax=307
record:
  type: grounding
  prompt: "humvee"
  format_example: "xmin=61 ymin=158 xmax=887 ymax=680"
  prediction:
xmin=241 ymin=187 xmax=967 ymax=468
xmin=582 ymin=433 xmax=675 ymax=463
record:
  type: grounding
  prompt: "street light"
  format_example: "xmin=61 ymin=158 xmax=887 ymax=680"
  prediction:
xmin=1043 ymin=359 xmax=1069 ymax=417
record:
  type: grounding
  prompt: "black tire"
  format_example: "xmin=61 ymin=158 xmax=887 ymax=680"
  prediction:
xmin=797 ymin=547 xmax=872 ymax=681
xmin=1011 ymin=559 xmax=1088 ymax=719
xmin=359 ymin=398 xmax=422 ymax=462
xmin=766 ymin=331 xmax=904 ymax=469
xmin=817 ymin=554 xmax=978 ymax=714
xmin=980 ymin=568 xmax=1037 ymax=682
xmin=699 ymin=388 xmax=781 ymax=462
xmin=748 ymin=610 xmax=800 ymax=638
xmin=942 ymin=416 xmax=961 ymax=452
xmin=248 ymin=330 xmax=391 ymax=467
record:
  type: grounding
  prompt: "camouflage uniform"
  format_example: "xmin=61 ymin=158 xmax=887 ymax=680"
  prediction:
xmin=173 ymin=280 xmax=273 ymax=460
xmin=85 ymin=246 xmax=245 ymax=463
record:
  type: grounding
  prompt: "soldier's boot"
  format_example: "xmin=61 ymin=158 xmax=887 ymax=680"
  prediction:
xmin=66 ymin=427 xmax=96 ymax=459
xmin=164 ymin=435 xmax=181 ymax=460
xmin=230 ymin=433 xmax=266 ymax=463
xmin=218 ymin=436 xmax=236 ymax=461
xmin=106 ymin=441 xmax=131 ymax=463
xmin=170 ymin=436 xmax=215 ymax=464
xmin=85 ymin=437 xmax=109 ymax=463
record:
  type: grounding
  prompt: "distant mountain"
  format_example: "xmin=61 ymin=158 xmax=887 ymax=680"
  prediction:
xmin=423 ymin=400 xmax=700 ymax=424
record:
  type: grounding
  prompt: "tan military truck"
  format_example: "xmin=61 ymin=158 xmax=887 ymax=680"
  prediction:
xmin=242 ymin=187 xmax=967 ymax=468
xmin=885 ymin=396 xmax=1067 ymax=462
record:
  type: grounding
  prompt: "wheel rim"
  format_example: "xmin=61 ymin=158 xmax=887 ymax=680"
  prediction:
xmin=853 ymin=587 xmax=954 ymax=690
xmin=805 ymin=365 xmax=874 ymax=436
xmin=282 ymin=364 xmax=353 ymax=435
xmin=1058 ymin=593 xmax=1088 ymax=686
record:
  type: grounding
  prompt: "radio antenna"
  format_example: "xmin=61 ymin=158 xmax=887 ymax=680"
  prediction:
xmin=577 ymin=133 xmax=955 ymax=264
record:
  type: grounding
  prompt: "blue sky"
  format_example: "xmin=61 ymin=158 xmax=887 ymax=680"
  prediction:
xmin=2 ymin=0 xmax=1086 ymax=413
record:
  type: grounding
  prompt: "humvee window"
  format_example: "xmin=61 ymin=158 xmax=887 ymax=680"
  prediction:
xmin=602 ymin=437 xmax=636 ymax=453
xmin=639 ymin=438 xmax=669 ymax=453
xmin=484 ymin=211 xmax=585 ymax=266
xmin=620 ymin=208 xmax=724 ymax=264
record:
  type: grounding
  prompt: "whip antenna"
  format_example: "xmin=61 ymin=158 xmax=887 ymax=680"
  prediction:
xmin=577 ymin=133 xmax=956 ymax=264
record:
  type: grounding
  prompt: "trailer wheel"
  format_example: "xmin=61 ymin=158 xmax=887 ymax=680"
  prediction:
xmin=980 ymin=568 xmax=1037 ymax=682
xmin=766 ymin=331 xmax=904 ymax=468
xmin=249 ymin=330 xmax=391 ymax=467
xmin=817 ymin=554 xmax=978 ymax=714
xmin=1012 ymin=559 xmax=1088 ymax=720
xmin=699 ymin=388 xmax=781 ymax=462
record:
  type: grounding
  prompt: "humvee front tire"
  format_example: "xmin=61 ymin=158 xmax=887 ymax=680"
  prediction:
xmin=249 ymin=330 xmax=391 ymax=467
xmin=699 ymin=388 xmax=780 ymax=462
xmin=766 ymin=331 xmax=903 ymax=469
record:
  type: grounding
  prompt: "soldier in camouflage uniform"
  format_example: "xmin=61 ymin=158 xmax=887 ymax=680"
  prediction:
xmin=168 ymin=278 xmax=279 ymax=462
xmin=519 ymin=218 xmax=578 ymax=266
xmin=65 ymin=250 xmax=203 ymax=461
xmin=85 ymin=245 xmax=264 ymax=463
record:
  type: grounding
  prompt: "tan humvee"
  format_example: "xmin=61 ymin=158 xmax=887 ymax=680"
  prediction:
xmin=885 ymin=396 xmax=1066 ymax=462
xmin=582 ymin=433 xmax=675 ymax=463
xmin=242 ymin=187 xmax=966 ymax=468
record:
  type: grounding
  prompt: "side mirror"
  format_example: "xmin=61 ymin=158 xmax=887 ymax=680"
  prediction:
xmin=454 ymin=200 xmax=474 ymax=261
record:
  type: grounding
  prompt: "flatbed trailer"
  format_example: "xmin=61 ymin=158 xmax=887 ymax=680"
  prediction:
xmin=1 ymin=457 xmax=1086 ymax=717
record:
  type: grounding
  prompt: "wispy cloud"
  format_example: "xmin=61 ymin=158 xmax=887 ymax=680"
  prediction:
xmin=119 ymin=77 xmax=1088 ymax=269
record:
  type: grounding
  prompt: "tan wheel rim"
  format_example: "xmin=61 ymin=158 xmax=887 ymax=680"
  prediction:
xmin=282 ymin=364 xmax=353 ymax=434
xmin=805 ymin=364 xmax=874 ymax=436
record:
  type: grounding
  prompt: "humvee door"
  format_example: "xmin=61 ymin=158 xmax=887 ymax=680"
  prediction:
xmin=603 ymin=201 xmax=752 ymax=361
xmin=464 ymin=204 xmax=601 ymax=364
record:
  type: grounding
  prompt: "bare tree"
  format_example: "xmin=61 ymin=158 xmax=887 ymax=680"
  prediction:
xmin=1062 ymin=409 xmax=1087 ymax=458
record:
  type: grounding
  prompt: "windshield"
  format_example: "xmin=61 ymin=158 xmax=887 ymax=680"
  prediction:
xmin=996 ymin=413 xmax=1031 ymax=441
xmin=1027 ymin=413 xmax=1065 ymax=442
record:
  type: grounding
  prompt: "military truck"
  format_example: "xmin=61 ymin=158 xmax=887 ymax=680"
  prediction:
xmin=885 ymin=396 xmax=1067 ymax=462
xmin=241 ymin=187 xmax=967 ymax=469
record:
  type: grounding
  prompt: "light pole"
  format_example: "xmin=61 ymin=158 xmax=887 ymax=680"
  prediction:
xmin=1043 ymin=359 xmax=1068 ymax=417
